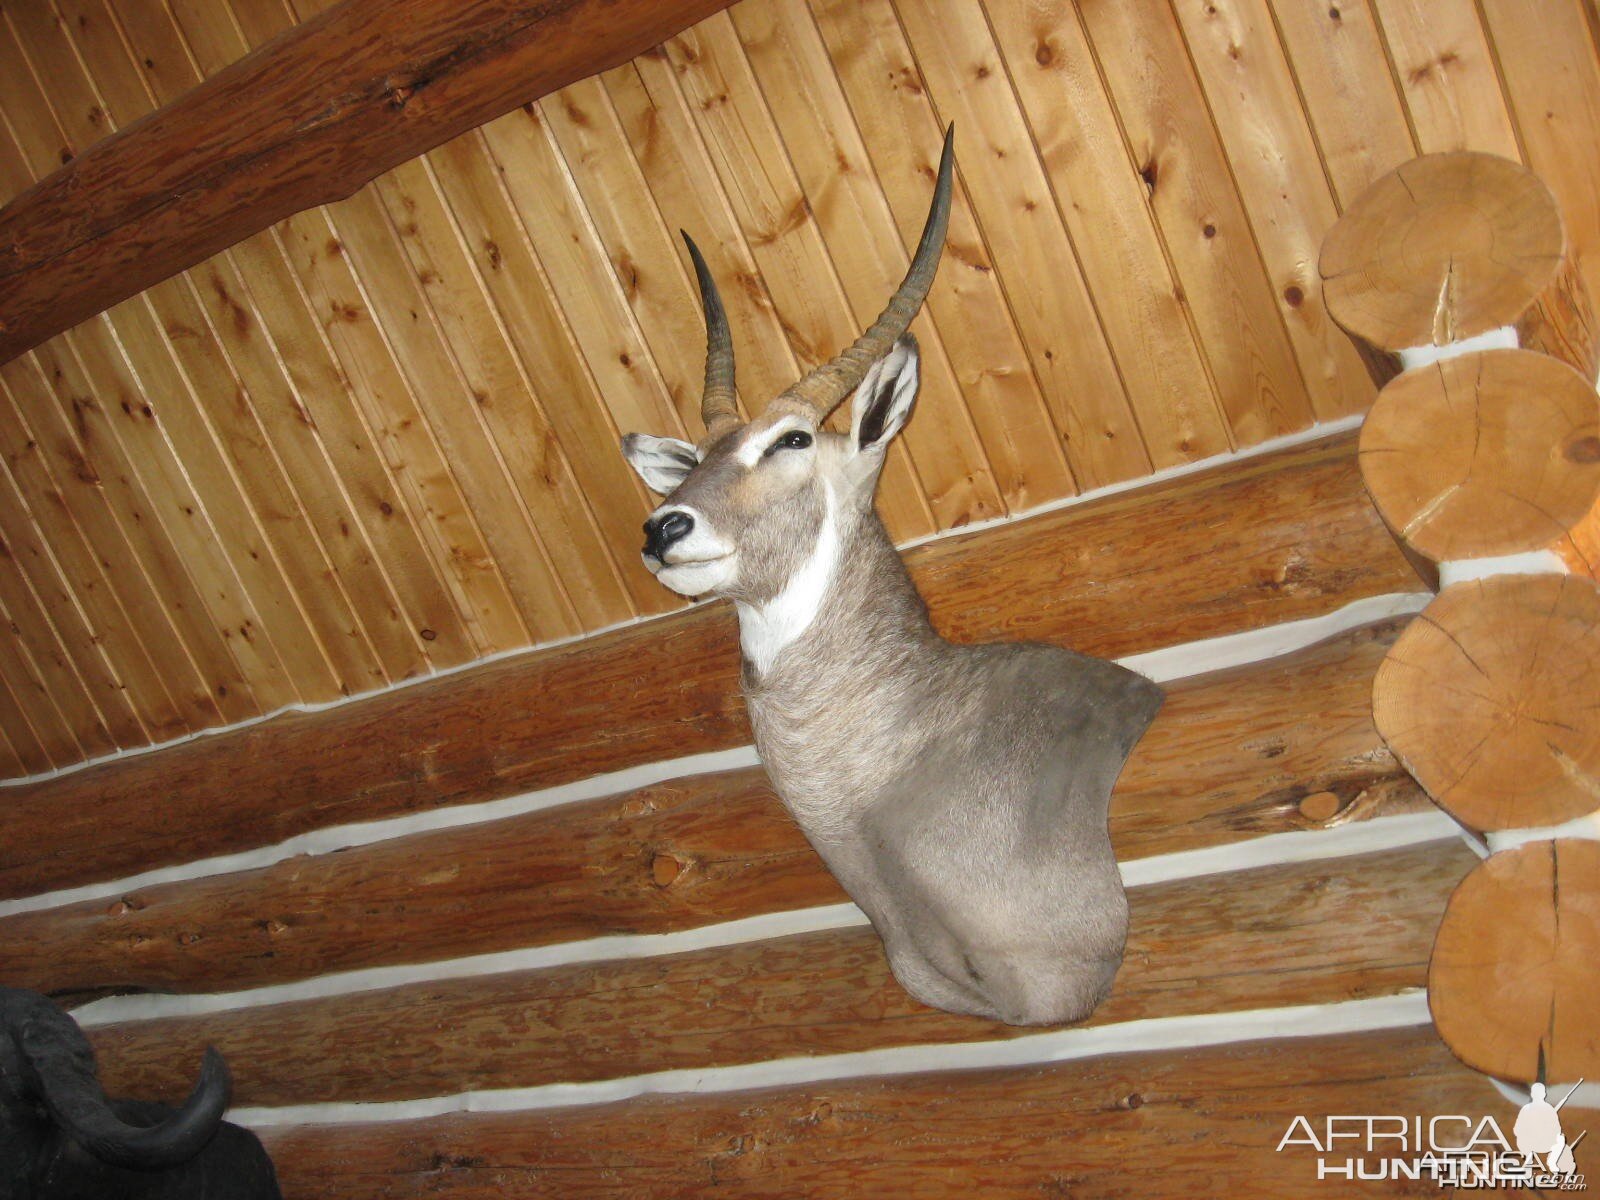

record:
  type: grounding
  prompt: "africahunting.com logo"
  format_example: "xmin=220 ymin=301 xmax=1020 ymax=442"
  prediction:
xmin=1276 ymin=1082 xmax=1587 ymax=1189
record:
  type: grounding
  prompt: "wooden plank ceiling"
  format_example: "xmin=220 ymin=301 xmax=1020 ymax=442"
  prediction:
xmin=0 ymin=0 xmax=1597 ymax=780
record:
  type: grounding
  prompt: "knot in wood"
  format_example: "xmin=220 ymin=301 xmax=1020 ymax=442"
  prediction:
xmin=1565 ymin=434 xmax=1600 ymax=464
xmin=651 ymin=852 xmax=685 ymax=887
xmin=1297 ymin=790 xmax=1343 ymax=823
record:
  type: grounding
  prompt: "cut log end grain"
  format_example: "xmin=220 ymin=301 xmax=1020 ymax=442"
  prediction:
xmin=1430 ymin=838 xmax=1600 ymax=1083
xmin=1359 ymin=349 xmax=1600 ymax=563
xmin=1372 ymin=574 xmax=1600 ymax=831
xmin=1321 ymin=152 xmax=1597 ymax=379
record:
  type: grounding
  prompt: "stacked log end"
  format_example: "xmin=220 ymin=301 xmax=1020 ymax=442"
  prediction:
xmin=1429 ymin=839 xmax=1600 ymax=1085
xmin=1322 ymin=150 xmax=1600 ymax=1089
xmin=1324 ymin=150 xmax=1600 ymax=578
xmin=1359 ymin=349 xmax=1600 ymax=573
xmin=1321 ymin=151 xmax=1598 ymax=385
xmin=1372 ymin=574 xmax=1600 ymax=833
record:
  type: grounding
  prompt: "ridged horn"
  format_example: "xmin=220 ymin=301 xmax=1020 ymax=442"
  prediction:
xmin=779 ymin=125 xmax=954 ymax=419
xmin=18 ymin=1005 xmax=231 ymax=1169
xmin=682 ymin=230 xmax=740 ymax=447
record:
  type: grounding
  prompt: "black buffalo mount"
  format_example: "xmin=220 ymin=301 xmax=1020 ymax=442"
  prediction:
xmin=0 ymin=986 xmax=280 ymax=1199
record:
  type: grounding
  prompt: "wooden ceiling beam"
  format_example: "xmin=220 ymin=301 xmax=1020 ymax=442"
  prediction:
xmin=0 ymin=0 xmax=734 ymax=365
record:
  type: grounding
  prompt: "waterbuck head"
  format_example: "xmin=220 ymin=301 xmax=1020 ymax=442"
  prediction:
xmin=621 ymin=128 xmax=953 ymax=609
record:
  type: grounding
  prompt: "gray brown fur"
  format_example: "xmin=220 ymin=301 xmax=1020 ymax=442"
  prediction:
xmin=623 ymin=340 xmax=1161 ymax=1024
xmin=620 ymin=129 xmax=1161 ymax=1025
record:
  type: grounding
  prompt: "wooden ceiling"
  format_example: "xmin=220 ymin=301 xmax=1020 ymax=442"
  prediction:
xmin=0 ymin=0 xmax=1597 ymax=780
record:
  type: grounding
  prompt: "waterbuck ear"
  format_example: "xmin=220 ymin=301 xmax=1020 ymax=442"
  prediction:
xmin=850 ymin=335 xmax=920 ymax=455
xmin=621 ymin=432 xmax=700 ymax=495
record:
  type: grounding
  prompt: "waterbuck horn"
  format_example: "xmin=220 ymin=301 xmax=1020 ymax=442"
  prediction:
xmin=682 ymin=230 xmax=741 ymax=448
xmin=779 ymin=124 xmax=954 ymax=420
xmin=19 ymin=1007 xmax=231 ymax=1168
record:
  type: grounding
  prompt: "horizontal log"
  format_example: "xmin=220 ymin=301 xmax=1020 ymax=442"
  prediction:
xmin=251 ymin=1025 xmax=1513 ymax=1199
xmin=0 ymin=433 xmax=1417 ymax=902
xmin=4 ymin=618 xmax=1428 ymax=998
xmin=0 ymin=0 xmax=737 ymax=364
xmin=90 ymin=840 xmax=1474 ymax=1107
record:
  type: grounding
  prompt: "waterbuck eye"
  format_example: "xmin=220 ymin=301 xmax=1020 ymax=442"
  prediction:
xmin=765 ymin=429 xmax=813 ymax=456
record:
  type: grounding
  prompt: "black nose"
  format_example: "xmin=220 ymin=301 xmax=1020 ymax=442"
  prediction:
xmin=643 ymin=510 xmax=694 ymax=561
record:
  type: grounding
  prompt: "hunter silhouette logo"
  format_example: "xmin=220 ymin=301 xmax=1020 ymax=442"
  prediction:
xmin=1515 ymin=1082 xmax=1587 ymax=1180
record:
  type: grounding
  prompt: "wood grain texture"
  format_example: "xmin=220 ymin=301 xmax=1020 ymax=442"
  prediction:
xmin=1372 ymin=0 xmax=1521 ymax=159
xmin=1074 ymin=0 xmax=1317 ymax=445
xmin=0 ymin=623 xmax=110 ymax=774
xmin=1321 ymin=152 xmax=1594 ymax=375
xmin=0 ymin=0 xmax=741 ymax=364
xmin=0 ymin=433 xmax=1420 ymax=901
xmin=0 ymin=724 xmax=26 ymax=780
xmin=0 ymin=361 xmax=187 ymax=748
xmin=660 ymin=11 xmax=933 ymax=542
xmin=422 ymin=124 xmax=652 ymax=625
xmin=1479 ymin=0 xmax=1600 ymax=314
xmin=250 ymin=1025 xmax=1515 ymax=1198
xmin=1270 ymin=0 xmax=1418 ymax=207
xmin=464 ymin=104 xmax=703 ymax=601
xmin=0 ymin=65 xmax=313 ymax=720
xmin=0 ymin=381 xmax=145 ymax=756
xmin=890 ymin=0 xmax=1152 ymax=489
xmin=1430 ymin=838 xmax=1600 ymax=1083
xmin=804 ymin=0 xmax=1075 ymax=512
xmin=329 ymin=173 xmax=574 ymax=644
xmin=0 ymin=507 xmax=101 ymax=771
xmin=1373 ymin=574 xmax=1600 ymax=831
xmin=731 ymin=1 xmax=1007 ymax=527
xmin=981 ymin=0 xmax=1233 ymax=467
xmin=24 ymin=336 xmax=263 ymax=726
xmin=3 ymin=618 xmax=1427 ymax=998
xmin=90 ymin=840 xmax=1473 ymax=1107
xmin=2 ymin=0 xmax=1595 ymax=776
xmin=1359 ymin=351 xmax=1600 ymax=562
xmin=1170 ymin=0 xmax=1377 ymax=420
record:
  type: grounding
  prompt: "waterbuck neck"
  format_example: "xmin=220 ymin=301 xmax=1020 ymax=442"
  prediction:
xmin=737 ymin=500 xmax=944 ymax=842
xmin=737 ymin=496 xmax=940 ymax=699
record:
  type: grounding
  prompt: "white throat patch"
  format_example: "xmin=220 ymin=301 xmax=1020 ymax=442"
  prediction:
xmin=736 ymin=484 xmax=839 ymax=678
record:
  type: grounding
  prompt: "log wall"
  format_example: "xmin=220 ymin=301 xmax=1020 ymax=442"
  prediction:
xmin=0 ymin=433 xmax=1411 ymax=901
xmin=0 ymin=430 xmax=1540 ymax=1197
xmin=2 ymin=3 xmax=1591 ymax=1192
xmin=2 ymin=0 xmax=1599 ymax=775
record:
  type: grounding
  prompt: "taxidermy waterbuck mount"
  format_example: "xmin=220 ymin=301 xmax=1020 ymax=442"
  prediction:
xmin=621 ymin=128 xmax=1163 ymax=1026
xmin=0 ymin=987 xmax=281 ymax=1198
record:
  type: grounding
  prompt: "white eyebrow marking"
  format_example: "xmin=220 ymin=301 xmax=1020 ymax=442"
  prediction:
xmin=735 ymin=418 xmax=809 ymax=469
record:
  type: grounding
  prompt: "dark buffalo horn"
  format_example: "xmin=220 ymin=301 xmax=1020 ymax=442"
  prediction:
xmin=21 ymin=1015 xmax=231 ymax=1169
